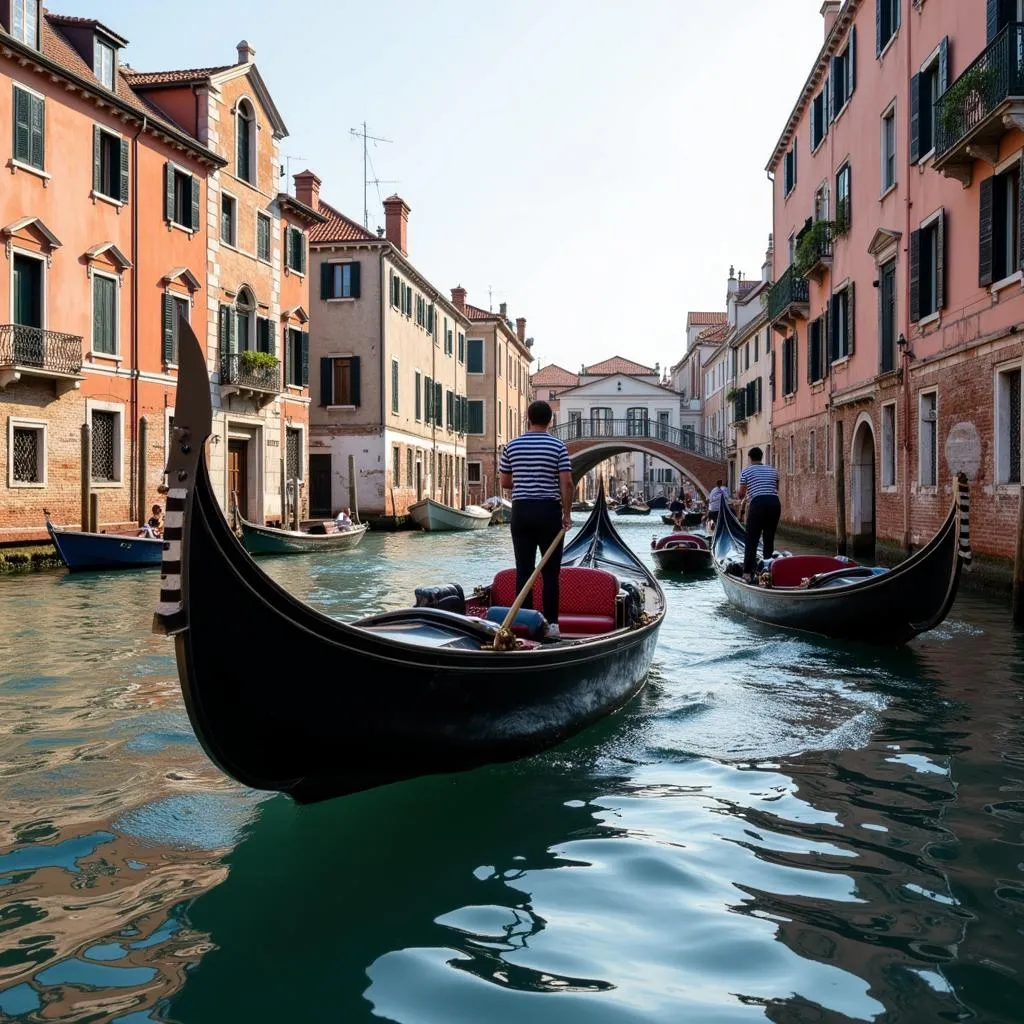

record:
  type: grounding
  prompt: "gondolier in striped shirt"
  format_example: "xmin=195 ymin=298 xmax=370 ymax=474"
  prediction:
xmin=736 ymin=447 xmax=781 ymax=583
xmin=499 ymin=400 xmax=574 ymax=640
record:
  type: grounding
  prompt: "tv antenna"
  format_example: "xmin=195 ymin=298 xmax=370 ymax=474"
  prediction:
xmin=280 ymin=155 xmax=307 ymax=195
xmin=349 ymin=122 xmax=394 ymax=227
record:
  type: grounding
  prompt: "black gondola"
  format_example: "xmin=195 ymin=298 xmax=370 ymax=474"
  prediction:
xmin=710 ymin=489 xmax=970 ymax=646
xmin=154 ymin=321 xmax=666 ymax=804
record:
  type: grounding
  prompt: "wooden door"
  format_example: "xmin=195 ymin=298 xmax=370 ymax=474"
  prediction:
xmin=309 ymin=454 xmax=332 ymax=517
xmin=228 ymin=440 xmax=248 ymax=519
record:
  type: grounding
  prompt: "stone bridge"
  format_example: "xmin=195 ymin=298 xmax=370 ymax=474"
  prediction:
xmin=549 ymin=420 xmax=728 ymax=498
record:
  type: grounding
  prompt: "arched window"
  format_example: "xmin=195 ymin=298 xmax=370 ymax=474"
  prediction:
xmin=236 ymin=287 xmax=255 ymax=351
xmin=236 ymin=100 xmax=254 ymax=183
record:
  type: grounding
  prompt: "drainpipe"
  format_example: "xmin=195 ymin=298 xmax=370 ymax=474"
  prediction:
xmin=901 ymin=2 xmax=914 ymax=552
xmin=379 ymin=246 xmax=386 ymax=508
xmin=128 ymin=115 xmax=147 ymax=524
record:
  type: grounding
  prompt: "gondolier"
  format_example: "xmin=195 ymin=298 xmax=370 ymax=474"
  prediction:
xmin=500 ymin=400 xmax=574 ymax=639
xmin=707 ymin=479 xmax=728 ymax=526
xmin=736 ymin=447 xmax=780 ymax=582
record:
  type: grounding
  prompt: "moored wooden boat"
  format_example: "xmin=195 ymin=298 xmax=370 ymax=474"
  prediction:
xmin=651 ymin=531 xmax=712 ymax=572
xmin=661 ymin=511 xmax=704 ymax=527
xmin=407 ymin=497 xmax=492 ymax=532
xmin=46 ymin=517 xmax=164 ymax=572
xmin=615 ymin=503 xmax=650 ymax=517
xmin=710 ymin=487 xmax=970 ymax=645
xmin=153 ymin=319 xmax=666 ymax=804
xmin=238 ymin=513 xmax=368 ymax=555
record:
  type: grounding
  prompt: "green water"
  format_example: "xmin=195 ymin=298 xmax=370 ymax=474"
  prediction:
xmin=0 ymin=516 xmax=1022 ymax=1023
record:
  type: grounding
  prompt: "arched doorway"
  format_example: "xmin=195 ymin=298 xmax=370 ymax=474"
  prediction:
xmin=850 ymin=418 xmax=876 ymax=560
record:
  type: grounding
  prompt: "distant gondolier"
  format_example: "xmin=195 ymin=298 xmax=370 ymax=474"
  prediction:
xmin=707 ymin=479 xmax=729 ymax=526
xmin=499 ymin=400 xmax=573 ymax=640
xmin=736 ymin=447 xmax=780 ymax=583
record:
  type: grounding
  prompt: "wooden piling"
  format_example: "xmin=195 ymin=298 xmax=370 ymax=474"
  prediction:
xmin=137 ymin=416 xmax=148 ymax=526
xmin=291 ymin=475 xmax=300 ymax=531
xmin=80 ymin=423 xmax=92 ymax=532
xmin=834 ymin=420 xmax=847 ymax=556
xmin=348 ymin=454 xmax=359 ymax=524
xmin=280 ymin=455 xmax=287 ymax=527
xmin=1013 ymin=485 xmax=1024 ymax=626
xmin=89 ymin=492 xmax=99 ymax=534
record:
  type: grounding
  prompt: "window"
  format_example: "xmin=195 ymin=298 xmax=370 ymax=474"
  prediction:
xmin=498 ymin=400 xmax=503 ymax=436
xmin=825 ymin=422 xmax=833 ymax=472
xmin=835 ymin=164 xmax=851 ymax=232
xmin=807 ymin=317 xmax=826 ymax=383
xmin=161 ymin=293 xmax=189 ymax=365
xmin=391 ymin=359 xmax=399 ymax=414
xmin=876 ymin=0 xmax=900 ymax=56
xmin=590 ymin=407 xmax=613 ymax=434
xmin=980 ymin=162 xmax=1022 ymax=286
xmin=92 ymin=126 xmax=127 ymax=202
xmin=783 ymin=144 xmax=797 ymax=196
xmin=468 ymin=461 xmax=482 ymax=485
xmin=94 ymin=40 xmax=114 ymax=89
xmin=392 ymin=446 xmax=400 ymax=487
xmin=256 ymin=213 xmax=271 ymax=261
xmin=321 ymin=262 xmax=361 ymax=300
xmin=221 ymin=193 xmax=237 ymax=246
xmin=424 ymin=375 xmax=433 ymax=423
xmin=787 ymin=435 xmax=795 ymax=475
xmin=414 ymin=370 xmax=422 ymax=420
xmin=284 ymin=326 xmax=307 ymax=387
xmin=627 ymin=407 xmax=649 ymax=436
xmin=881 ymin=403 xmax=897 ymax=488
xmin=11 ymin=0 xmax=39 ymax=47
xmin=236 ymin=99 xmax=254 ymax=184
xmin=91 ymin=408 xmax=120 ymax=483
xmin=919 ymin=391 xmax=938 ymax=486
xmin=286 ymin=427 xmax=302 ymax=483
xmin=809 ymin=429 xmax=816 ymax=472
xmin=320 ymin=356 xmax=360 ymax=407
xmin=879 ymin=258 xmax=897 ymax=371
xmin=285 ymin=227 xmax=306 ymax=274
xmin=467 ymin=338 xmax=484 ymax=374
xmin=9 ymin=420 xmax=45 ymax=486
xmin=12 ymin=86 xmax=44 ymax=171
xmin=997 ymin=366 xmax=1022 ymax=485
xmin=830 ymin=29 xmax=856 ymax=116
xmin=754 ymin=334 xmax=759 ymax=363
xmin=829 ymin=284 xmax=855 ymax=362
xmin=811 ymin=86 xmax=829 ymax=150
xmin=407 ymin=448 xmax=413 ymax=487
xmin=910 ymin=212 xmax=944 ymax=321
xmin=881 ymin=104 xmax=896 ymax=193
xmin=458 ymin=332 xmax=465 ymax=363
xmin=467 ymin=400 xmax=485 ymax=435
xmin=447 ymin=390 xmax=456 ymax=431
xmin=781 ymin=335 xmax=797 ymax=396
xmin=912 ymin=39 xmax=948 ymax=161
xmin=234 ymin=287 xmax=255 ymax=352
xmin=167 ymin=164 xmax=199 ymax=230
xmin=91 ymin=273 xmax=118 ymax=356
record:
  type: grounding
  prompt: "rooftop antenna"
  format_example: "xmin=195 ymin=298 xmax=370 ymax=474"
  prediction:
xmin=280 ymin=155 xmax=306 ymax=195
xmin=349 ymin=121 xmax=393 ymax=228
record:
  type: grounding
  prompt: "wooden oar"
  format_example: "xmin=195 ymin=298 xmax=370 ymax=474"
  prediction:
xmin=492 ymin=528 xmax=566 ymax=650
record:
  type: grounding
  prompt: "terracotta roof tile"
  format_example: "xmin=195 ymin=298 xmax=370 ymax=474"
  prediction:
xmin=121 ymin=66 xmax=231 ymax=87
xmin=465 ymin=303 xmax=496 ymax=320
xmin=697 ymin=323 xmax=732 ymax=343
xmin=687 ymin=311 xmax=727 ymax=326
xmin=308 ymin=199 xmax=378 ymax=244
xmin=46 ymin=13 xmax=128 ymax=46
xmin=530 ymin=364 xmax=579 ymax=388
xmin=584 ymin=356 xmax=657 ymax=376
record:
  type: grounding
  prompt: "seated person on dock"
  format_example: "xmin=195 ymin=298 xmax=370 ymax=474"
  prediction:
xmin=334 ymin=507 xmax=354 ymax=532
xmin=139 ymin=504 xmax=163 ymax=538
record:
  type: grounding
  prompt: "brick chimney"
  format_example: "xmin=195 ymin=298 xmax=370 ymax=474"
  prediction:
xmin=516 ymin=317 xmax=526 ymax=343
xmin=451 ymin=285 xmax=466 ymax=313
xmin=236 ymin=40 xmax=255 ymax=64
xmin=382 ymin=194 xmax=410 ymax=256
xmin=293 ymin=170 xmax=321 ymax=212
xmin=820 ymin=1 xmax=842 ymax=37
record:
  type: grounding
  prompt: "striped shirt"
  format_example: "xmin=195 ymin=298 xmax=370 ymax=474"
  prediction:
xmin=499 ymin=431 xmax=571 ymax=501
xmin=740 ymin=463 xmax=779 ymax=500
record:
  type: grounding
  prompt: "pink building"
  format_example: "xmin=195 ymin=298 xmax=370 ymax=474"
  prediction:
xmin=767 ymin=0 xmax=1024 ymax=562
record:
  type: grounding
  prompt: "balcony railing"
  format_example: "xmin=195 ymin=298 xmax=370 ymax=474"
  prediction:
xmin=766 ymin=265 xmax=810 ymax=324
xmin=935 ymin=23 xmax=1024 ymax=166
xmin=0 ymin=324 xmax=83 ymax=375
xmin=550 ymin=418 xmax=726 ymax=462
xmin=221 ymin=352 xmax=281 ymax=394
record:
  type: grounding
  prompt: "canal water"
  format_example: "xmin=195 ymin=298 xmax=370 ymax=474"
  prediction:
xmin=0 ymin=514 xmax=1021 ymax=1024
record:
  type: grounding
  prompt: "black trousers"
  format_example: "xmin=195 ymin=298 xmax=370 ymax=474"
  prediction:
xmin=744 ymin=495 xmax=781 ymax=575
xmin=510 ymin=500 xmax=564 ymax=622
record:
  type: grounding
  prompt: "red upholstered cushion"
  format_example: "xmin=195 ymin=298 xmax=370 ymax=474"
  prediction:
xmin=560 ymin=613 xmax=617 ymax=635
xmin=770 ymin=555 xmax=858 ymax=589
xmin=465 ymin=603 xmax=488 ymax=619
xmin=489 ymin=567 xmax=620 ymax=619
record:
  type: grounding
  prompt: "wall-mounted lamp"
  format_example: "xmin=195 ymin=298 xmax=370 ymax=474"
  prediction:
xmin=897 ymin=333 xmax=915 ymax=361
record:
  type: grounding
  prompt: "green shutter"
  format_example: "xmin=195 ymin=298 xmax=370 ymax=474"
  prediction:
xmin=425 ymin=375 xmax=433 ymax=422
xmin=165 ymin=162 xmax=175 ymax=222
xmin=434 ymin=382 xmax=442 ymax=419
xmin=299 ymin=233 xmax=306 ymax=274
xmin=350 ymin=356 xmax=361 ymax=407
xmin=190 ymin=175 xmax=200 ymax=231
xmin=301 ymin=332 xmax=310 ymax=386
xmin=13 ymin=87 xmax=31 ymax=164
xmin=28 ymin=93 xmax=43 ymax=170
xmin=350 ymin=261 xmax=361 ymax=298
xmin=92 ymin=125 xmax=102 ymax=192
xmin=320 ymin=357 xmax=333 ymax=406
xmin=119 ymin=137 xmax=129 ymax=203
xmin=321 ymin=262 xmax=332 ymax=300
xmin=162 ymin=293 xmax=175 ymax=363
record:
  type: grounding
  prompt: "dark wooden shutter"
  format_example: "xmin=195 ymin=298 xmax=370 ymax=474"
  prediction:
xmin=301 ymin=333 xmax=309 ymax=386
xmin=876 ymin=0 xmax=883 ymax=55
xmin=847 ymin=282 xmax=855 ymax=355
xmin=988 ymin=0 xmax=1001 ymax=44
xmin=119 ymin=137 xmax=129 ymax=203
xmin=162 ymin=293 xmax=175 ymax=364
xmin=298 ymin=233 xmax=306 ymax=275
xmin=770 ymin=348 xmax=776 ymax=401
xmin=979 ymin=176 xmax=995 ymax=286
xmin=164 ymin=162 xmax=175 ymax=222
xmin=434 ymin=382 xmax=442 ymax=417
xmin=319 ymin=358 xmax=333 ymax=406
xmin=936 ymin=211 xmax=946 ymax=310
xmin=807 ymin=320 xmax=814 ymax=383
xmin=792 ymin=143 xmax=797 ymax=189
xmin=822 ymin=304 xmax=831 ymax=377
xmin=1019 ymin=169 xmax=1024 ymax=273
xmin=218 ymin=303 xmax=231 ymax=357
xmin=909 ymin=72 xmax=921 ymax=163
xmin=320 ymin=263 xmax=332 ymax=300
xmin=829 ymin=58 xmax=837 ymax=122
xmin=849 ymin=25 xmax=857 ymax=93
xmin=92 ymin=125 xmax=102 ymax=192
xmin=829 ymin=297 xmax=839 ymax=363
xmin=190 ymin=176 xmax=200 ymax=231
xmin=267 ymin=318 xmax=277 ymax=356
xmin=29 ymin=93 xmax=43 ymax=169
xmin=908 ymin=226 xmax=920 ymax=323
xmin=351 ymin=356 xmax=361 ymax=406
xmin=350 ymin=261 xmax=361 ymax=298
xmin=792 ymin=334 xmax=798 ymax=391
xmin=425 ymin=375 xmax=432 ymax=422
xmin=756 ymin=377 xmax=763 ymax=413
xmin=939 ymin=36 xmax=950 ymax=93
xmin=13 ymin=87 xmax=31 ymax=164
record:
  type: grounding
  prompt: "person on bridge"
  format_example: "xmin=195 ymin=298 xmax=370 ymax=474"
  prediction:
xmin=737 ymin=447 xmax=781 ymax=583
xmin=500 ymin=400 xmax=574 ymax=641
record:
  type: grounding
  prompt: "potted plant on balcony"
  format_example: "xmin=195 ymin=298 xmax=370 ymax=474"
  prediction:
xmin=794 ymin=218 xmax=845 ymax=278
xmin=239 ymin=350 xmax=279 ymax=372
xmin=939 ymin=65 xmax=997 ymax=138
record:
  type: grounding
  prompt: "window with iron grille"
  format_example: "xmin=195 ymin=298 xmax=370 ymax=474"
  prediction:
xmin=91 ymin=410 xmax=117 ymax=482
xmin=919 ymin=391 xmax=938 ymax=487
xmin=12 ymin=425 xmax=43 ymax=483
xmin=998 ymin=367 xmax=1021 ymax=485
xmin=286 ymin=428 xmax=301 ymax=482
xmin=406 ymin=448 xmax=413 ymax=487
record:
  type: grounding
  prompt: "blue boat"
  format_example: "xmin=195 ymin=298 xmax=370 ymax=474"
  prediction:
xmin=46 ymin=518 xmax=164 ymax=572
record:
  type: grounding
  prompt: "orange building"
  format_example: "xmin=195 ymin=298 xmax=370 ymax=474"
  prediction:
xmin=0 ymin=7 xmax=220 ymax=542
xmin=767 ymin=0 xmax=1024 ymax=562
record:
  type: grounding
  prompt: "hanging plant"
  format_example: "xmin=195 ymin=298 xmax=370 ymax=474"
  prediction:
xmin=240 ymin=350 xmax=279 ymax=371
xmin=794 ymin=220 xmax=840 ymax=277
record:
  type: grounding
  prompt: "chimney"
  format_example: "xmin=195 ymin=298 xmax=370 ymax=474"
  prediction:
xmin=820 ymin=1 xmax=842 ymax=37
xmin=293 ymin=170 xmax=321 ymax=212
xmin=499 ymin=301 xmax=508 ymax=320
xmin=236 ymin=40 xmax=256 ymax=64
xmin=382 ymin=194 xmax=410 ymax=256
xmin=451 ymin=285 xmax=466 ymax=313
xmin=516 ymin=317 xmax=526 ymax=344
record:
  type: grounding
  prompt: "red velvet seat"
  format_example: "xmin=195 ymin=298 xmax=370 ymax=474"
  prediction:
xmin=770 ymin=554 xmax=857 ymax=588
xmin=489 ymin=566 xmax=620 ymax=635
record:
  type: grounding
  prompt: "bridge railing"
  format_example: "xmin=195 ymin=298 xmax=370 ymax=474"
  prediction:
xmin=550 ymin=419 xmax=725 ymax=462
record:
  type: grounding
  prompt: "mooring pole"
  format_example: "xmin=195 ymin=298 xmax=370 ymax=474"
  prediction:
xmin=89 ymin=492 xmax=99 ymax=534
xmin=348 ymin=454 xmax=359 ymax=524
xmin=1013 ymin=484 xmax=1024 ymax=626
xmin=80 ymin=423 xmax=92 ymax=532
xmin=292 ymin=475 xmax=300 ymax=530
xmin=834 ymin=421 xmax=847 ymax=556
xmin=137 ymin=416 xmax=148 ymax=527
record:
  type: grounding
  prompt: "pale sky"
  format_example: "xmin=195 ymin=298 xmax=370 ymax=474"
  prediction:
xmin=55 ymin=0 xmax=824 ymax=374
